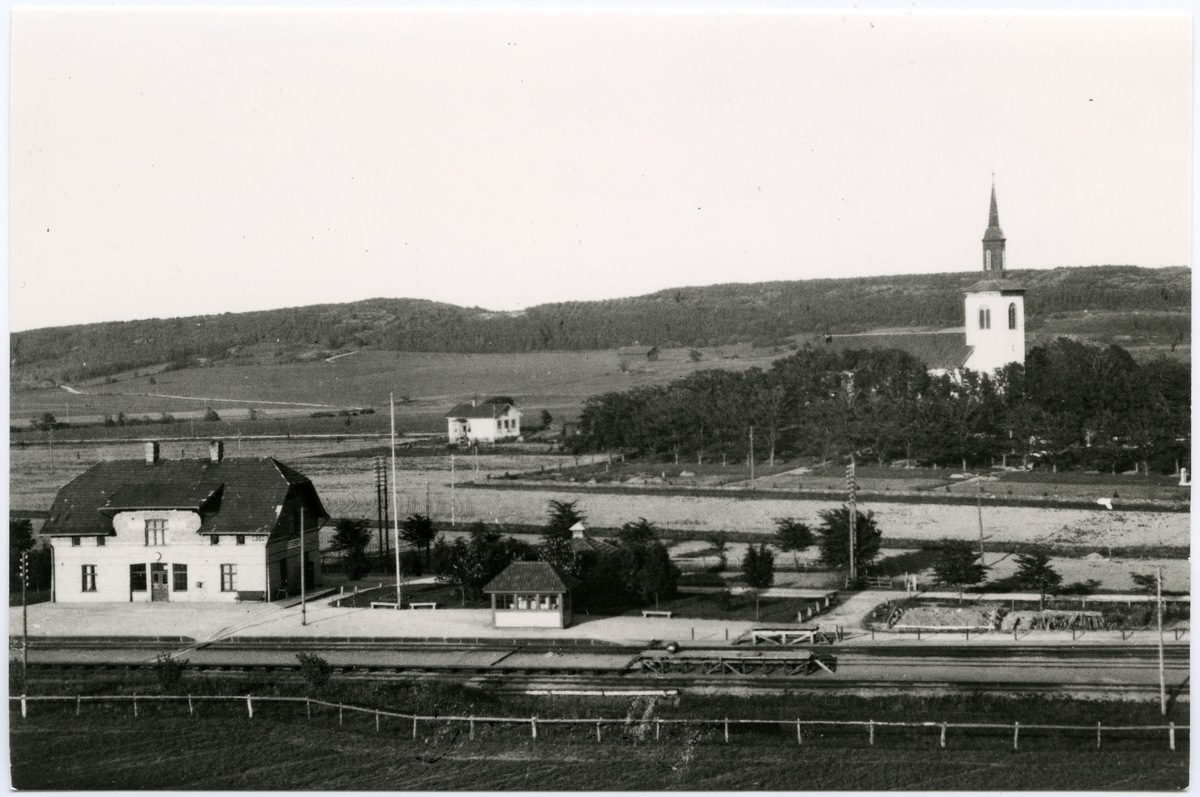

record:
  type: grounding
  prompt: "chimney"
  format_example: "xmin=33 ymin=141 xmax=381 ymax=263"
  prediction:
xmin=209 ymin=440 xmax=224 ymax=464
xmin=145 ymin=441 xmax=160 ymax=464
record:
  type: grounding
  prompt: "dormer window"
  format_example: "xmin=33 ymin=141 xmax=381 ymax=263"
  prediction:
xmin=145 ymin=518 xmax=167 ymax=546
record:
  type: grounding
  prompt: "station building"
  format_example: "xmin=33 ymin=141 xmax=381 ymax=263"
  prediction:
xmin=41 ymin=441 xmax=328 ymax=603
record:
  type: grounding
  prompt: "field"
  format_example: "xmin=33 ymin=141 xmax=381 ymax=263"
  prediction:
xmin=9 ymin=344 xmax=780 ymax=429
xmin=10 ymin=695 xmax=1189 ymax=790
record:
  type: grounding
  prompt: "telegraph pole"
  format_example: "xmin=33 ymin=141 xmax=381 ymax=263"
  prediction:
xmin=21 ymin=551 xmax=29 ymax=681
xmin=1157 ymin=565 xmax=1166 ymax=716
xmin=450 ymin=454 xmax=456 ymax=526
xmin=299 ymin=506 xmax=307 ymax=626
xmin=976 ymin=480 xmax=987 ymax=567
xmin=846 ymin=456 xmax=858 ymax=586
xmin=391 ymin=395 xmax=403 ymax=608
xmin=748 ymin=426 xmax=755 ymax=487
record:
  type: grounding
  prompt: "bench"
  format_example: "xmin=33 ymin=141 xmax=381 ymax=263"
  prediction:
xmin=370 ymin=601 xmax=402 ymax=610
xmin=410 ymin=602 xmax=438 ymax=610
xmin=236 ymin=591 xmax=266 ymax=603
xmin=642 ymin=610 xmax=673 ymax=618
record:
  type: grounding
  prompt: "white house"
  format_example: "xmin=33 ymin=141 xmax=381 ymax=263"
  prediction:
xmin=445 ymin=401 xmax=522 ymax=445
xmin=41 ymin=441 xmax=327 ymax=603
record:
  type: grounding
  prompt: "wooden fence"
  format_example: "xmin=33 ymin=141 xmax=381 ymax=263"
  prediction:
xmin=8 ymin=695 xmax=1185 ymax=751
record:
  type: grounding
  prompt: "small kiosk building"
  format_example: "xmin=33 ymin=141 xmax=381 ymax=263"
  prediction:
xmin=484 ymin=561 xmax=579 ymax=628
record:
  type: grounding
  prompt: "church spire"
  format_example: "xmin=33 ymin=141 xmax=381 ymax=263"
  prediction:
xmin=982 ymin=179 xmax=1006 ymax=274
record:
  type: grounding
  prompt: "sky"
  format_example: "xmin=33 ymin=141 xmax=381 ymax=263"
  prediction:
xmin=8 ymin=9 xmax=1193 ymax=332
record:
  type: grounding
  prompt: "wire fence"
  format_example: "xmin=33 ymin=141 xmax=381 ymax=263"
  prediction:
xmin=9 ymin=694 xmax=1186 ymax=751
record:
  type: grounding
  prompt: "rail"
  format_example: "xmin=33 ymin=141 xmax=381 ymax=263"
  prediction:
xmin=9 ymin=695 xmax=1186 ymax=750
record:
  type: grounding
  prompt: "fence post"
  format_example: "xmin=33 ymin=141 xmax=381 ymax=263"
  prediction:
xmin=469 ymin=718 xmax=475 ymax=740
xmin=1169 ymin=722 xmax=1175 ymax=751
xmin=412 ymin=716 xmax=417 ymax=738
xmin=133 ymin=694 xmax=138 ymax=718
xmin=531 ymin=717 xmax=537 ymax=739
xmin=1096 ymin=722 xmax=1101 ymax=749
xmin=246 ymin=695 xmax=253 ymax=719
xmin=596 ymin=721 xmax=601 ymax=742
xmin=869 ymin=720 xmax=875 ymax=746
xmin=940 ymin=722 xmax=946 ymax=749
xmin=20 ymin=696 xmax=26 ymax=719
xmin=656 ymin=720 xmax=661 ymax=741
xmin=376 ymin=710 xmax=380 ymax=732
xmin=306 ymin=698 xmax=311 ymax=720
xmin=76 ymin=695 xmax=81 ymax=716
xmin=340 ymin=704 xmax=344 ymax=726
xmin=189 ymin=694 xmax=194 ymax=717
xmin=1013 ymin=722 xmax=1019 ymax=751
xmin=724 ymin=719 xmax=729 ymax=743
xmin=796 ymin=719 xmax=802 ymax=745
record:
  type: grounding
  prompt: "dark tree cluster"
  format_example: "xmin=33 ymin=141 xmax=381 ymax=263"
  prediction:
xmin=576 ymin=338 xmax=1190 ymax=474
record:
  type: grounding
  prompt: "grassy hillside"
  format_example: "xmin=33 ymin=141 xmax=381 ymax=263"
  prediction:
xmin=11 ymin=266 xmax=1189 ymax=386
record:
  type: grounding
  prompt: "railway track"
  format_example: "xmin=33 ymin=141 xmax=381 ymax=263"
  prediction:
xmin=14 ymin=637 xmax=1189 ymax=700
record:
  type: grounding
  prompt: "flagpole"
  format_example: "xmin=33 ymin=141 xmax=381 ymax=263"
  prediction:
xmin=300 ymin=505 xmax=307 ymax=626
xmin=391 ymin=394 xmax=403 ymax=609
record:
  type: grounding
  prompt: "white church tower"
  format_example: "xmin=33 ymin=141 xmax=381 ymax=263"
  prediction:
xmin=962 ymin=183 xmax=1025 ymax=374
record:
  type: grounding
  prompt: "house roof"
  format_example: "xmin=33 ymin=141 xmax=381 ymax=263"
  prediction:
xmin=820 ymin=331 xmax=975 ymax=371
xmin=446 ymin=402 xmax=516 ymax=420
xmin=569 ymin=534 xmax=619 ymax=556
xmin=965 ymin=278 xmax=1025 ymax=294
xmin=41 ymin=457 xmax=327 ymax=537
xmin=483 ymin=561 xmax=580 ymax=593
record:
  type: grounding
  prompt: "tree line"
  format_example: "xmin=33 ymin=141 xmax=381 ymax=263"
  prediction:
xmin=576 ymin=337 xmax=1190 ymax=474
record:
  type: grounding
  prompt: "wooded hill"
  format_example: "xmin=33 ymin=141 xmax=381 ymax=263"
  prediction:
xmin=11 ymin=265 xmax=1189 ymax=385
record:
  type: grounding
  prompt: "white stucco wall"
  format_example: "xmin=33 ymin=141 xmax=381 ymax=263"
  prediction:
xmin=493 ymin=609 xmax=563 ymax=628
xmin=51 ymin=510 xmax=272 ymax=603
xmin=963 ymin=291 xmax=1024 ymax=374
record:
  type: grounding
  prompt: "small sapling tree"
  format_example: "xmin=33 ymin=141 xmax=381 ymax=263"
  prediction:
xmin=773 ymin=518 xmax=814 ymax=569
xmin=816 ymin=506 xmax=883 ymax=573
xmin=932 ymin=539 xmax=988 ymax=603
xmin=741 ymin=544 xmax=775 ymax=621
xmin=544 ymin=500 xmax=585 ymax=540
xmin=402 ymin=514 xmax=437 ymax=568
xmin=1014 ymin=549 xmax=1063 ymax=612
xmin=332 ymin=518 xmax=371 ymax=581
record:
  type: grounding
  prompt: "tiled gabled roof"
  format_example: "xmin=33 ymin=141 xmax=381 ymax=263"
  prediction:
xmin=446 ymin=402 xmax=515 ymax=420
xmin=42 ymin=457 xmax=327 ymax=537
xmin=820 ymin=331 xmax=974 ymax=371
xmin=484 ymin=561 xmax=580 ymax=593
xmin=966 ymin=278 xmax=1025 ymax=293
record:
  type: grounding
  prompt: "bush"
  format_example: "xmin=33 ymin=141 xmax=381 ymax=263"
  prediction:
xmin=204 ymin=408 xmax=220 ymax=422
xmin=296 ymin=652 xmax=333 ymax=690
xmin=153 ymin=653 xmax=188 ymax=692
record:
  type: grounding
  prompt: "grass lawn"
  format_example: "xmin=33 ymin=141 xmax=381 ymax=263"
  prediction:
xmin=10 ymin=706 xmax=1188 ymax=790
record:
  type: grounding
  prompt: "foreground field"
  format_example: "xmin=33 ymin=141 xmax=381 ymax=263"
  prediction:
xmin=10 ymin=710 xmax=1187 ymax=790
